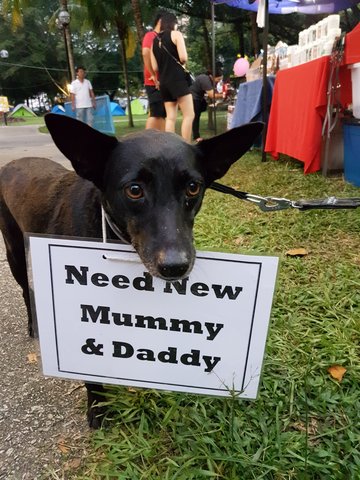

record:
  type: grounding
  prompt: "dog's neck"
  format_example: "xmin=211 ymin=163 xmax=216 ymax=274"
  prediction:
xmin=101 ymin=206 xmax=130 ymax=245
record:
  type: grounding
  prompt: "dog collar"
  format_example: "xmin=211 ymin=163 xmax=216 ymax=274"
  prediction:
xmin=101 ymin=205 xmax=130 ymax=245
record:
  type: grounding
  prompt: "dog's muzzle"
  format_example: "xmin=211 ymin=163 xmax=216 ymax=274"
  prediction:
xmin=156 ymin=248 xmax=194 ymax=280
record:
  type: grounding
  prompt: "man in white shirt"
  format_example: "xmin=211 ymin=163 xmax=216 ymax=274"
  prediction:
xmin=70 ymin=66 xmax=96 ymax=126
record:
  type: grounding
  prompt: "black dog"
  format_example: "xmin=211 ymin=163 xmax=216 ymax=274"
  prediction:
xmin=0 ymin=114 xmax=262 ymax=427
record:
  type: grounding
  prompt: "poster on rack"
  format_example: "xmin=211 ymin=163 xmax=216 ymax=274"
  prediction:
xmin=0 ymin=96 xmax=9 ymax=113
xmin=27 ymin=235 xmax=279 ymax=400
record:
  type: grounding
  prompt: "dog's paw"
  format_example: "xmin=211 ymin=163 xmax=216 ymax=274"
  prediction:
xmin=87 ymin=404 xmax=107 ymax=429
xmin=85 ymin=383 xmax=107 ymax=429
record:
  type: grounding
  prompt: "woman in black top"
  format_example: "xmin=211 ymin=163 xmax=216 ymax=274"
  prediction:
xmin=151 ymin=12 xmax=194 ymax=142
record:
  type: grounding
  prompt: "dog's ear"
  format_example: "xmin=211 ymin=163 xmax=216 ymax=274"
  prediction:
xmin=195 ymin=122 xmax=264 ymax=186
xmin=45 ymin=113 xmax=118 ymax=188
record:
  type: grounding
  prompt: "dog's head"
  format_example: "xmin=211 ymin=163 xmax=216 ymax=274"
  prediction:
xmin=45 ymin=114 xmax=262 ymax=280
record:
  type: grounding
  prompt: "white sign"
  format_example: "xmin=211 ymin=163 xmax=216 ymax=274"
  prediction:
xmin=27 ymin=236 xmax=279 ymax=399
xmin=0 ymin=96 xmax=9 ymax=113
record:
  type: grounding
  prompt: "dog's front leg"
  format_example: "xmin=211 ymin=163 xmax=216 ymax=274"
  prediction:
xmin=85 ymin=382 xmax=107 ymax=429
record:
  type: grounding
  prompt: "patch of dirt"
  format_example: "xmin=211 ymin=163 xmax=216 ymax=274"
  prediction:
xmin=0 ymin=238 xmax=90 ymax=479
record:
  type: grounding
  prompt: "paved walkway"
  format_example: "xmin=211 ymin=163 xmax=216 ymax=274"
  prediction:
xmin=0 ymin=124 xmax=68 ymax=169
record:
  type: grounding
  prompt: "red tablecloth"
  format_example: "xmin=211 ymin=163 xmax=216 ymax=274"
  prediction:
xmin=265 ymin=23 xmax=358 ymax=174
xmin=344 ymin=22 xmax=360 ymax=65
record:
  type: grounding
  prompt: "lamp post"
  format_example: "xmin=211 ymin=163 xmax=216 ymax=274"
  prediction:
xmin=0 ymin=48 xmax=9 ymax=94
xmin=56 ymin=8 xmax=76 ymax=82
xmin=0 ymin=49 xmax=9 ymax=125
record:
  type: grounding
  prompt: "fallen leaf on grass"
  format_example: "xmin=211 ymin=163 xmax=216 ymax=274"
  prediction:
xmin=286 ymin=248 xmax=308 ymax=257
xmin=328 ymin=365 xmax=347 ymax=382
xmin=64 ymin=458 xmax=81 ymax=470
xmin=27 ymin=352 xmax=38 ymax=364
xmin=58 ymin=438 xmax=70 ymax=454
xmin=292 ymin=417 xmax=318 ymax=435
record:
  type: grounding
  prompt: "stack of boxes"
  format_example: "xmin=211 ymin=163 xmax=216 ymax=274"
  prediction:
xmin=278 ymin=14 xmax=341 ymax=70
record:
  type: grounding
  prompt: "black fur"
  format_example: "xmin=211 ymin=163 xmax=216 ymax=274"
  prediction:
xmin=0 ymin=114 xmax=263 ymax=428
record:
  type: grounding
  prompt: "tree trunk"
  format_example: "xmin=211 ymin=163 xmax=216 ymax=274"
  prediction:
xmin=250 ymin=12 xmax=259 ymax=56
xmin=201 ymin=18 xmax=212 ymax=69
xmin=350 ymin=5 xmax=360 ymax=22
xmin=131 ymin=0 xmax=145 ymax=43
xmin=234 ymin=19 xmax=245 ymax=57
xmin=344 ymin=10 xmax=352 ymax=32
xmin=64 ymin=26 xmax=76 ymax=81
xmin=59 ymin=0 xmax=76 ymax=81
xmin=116 ymin=23 xmax=134 ymax=128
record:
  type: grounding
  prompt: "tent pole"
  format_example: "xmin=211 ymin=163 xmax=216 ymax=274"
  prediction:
xmin=211 ymin=1 xmax=217 ymax=135
xmin=261 ymin=0 xmax=269 ymax=162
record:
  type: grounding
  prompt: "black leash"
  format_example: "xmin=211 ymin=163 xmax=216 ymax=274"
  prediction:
xmin=210 ymin=182 xmax=360 ymax=211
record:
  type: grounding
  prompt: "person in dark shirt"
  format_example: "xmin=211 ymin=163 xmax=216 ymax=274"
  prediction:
xmin=190 ymin=65 xmax=225 ymax=142
xmin=151 ymin=12 xmax=194 ymax=142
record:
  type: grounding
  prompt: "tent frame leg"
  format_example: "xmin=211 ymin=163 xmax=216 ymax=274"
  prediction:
xmin=261 ymin=0 xmax=269 ymax=162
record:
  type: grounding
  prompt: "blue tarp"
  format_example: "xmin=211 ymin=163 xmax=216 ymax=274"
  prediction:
xmin=213 ymin=0 xmax=359 ymax=14
xmin=56 ymin=94 xmax=115 ymax=135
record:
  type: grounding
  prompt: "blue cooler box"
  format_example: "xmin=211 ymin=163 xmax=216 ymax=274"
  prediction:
xmin=343 ymin=121 xmax=360 ymax=187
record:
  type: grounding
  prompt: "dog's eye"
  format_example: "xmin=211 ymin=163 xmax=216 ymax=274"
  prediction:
xmin=124 ymin=184 xmax=143 ymax=200
xmin=186 ymin=181 xmax=201 ymax=197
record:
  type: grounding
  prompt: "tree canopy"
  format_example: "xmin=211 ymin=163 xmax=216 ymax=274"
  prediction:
xmin=0 ymin=0 xmax=359 ymax=107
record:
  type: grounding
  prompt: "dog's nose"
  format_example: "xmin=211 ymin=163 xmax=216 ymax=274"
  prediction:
xmin=157 ymin=249 xmax=192 ymax=280
xmin=158 ymin=261 xmax=190 ymax=280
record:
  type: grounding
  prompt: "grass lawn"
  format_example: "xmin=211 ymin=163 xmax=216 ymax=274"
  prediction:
xmin=35 ymin=112 xmax=360 ymax=479
xmin=46 ymin=115 xmax=360 ymax=479
xmin=3 ymin=115 xmax=46 ymax=126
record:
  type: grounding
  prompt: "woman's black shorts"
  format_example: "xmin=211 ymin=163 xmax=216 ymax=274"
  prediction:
xmin=160 ymin=80 xmax=190 ymax=103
